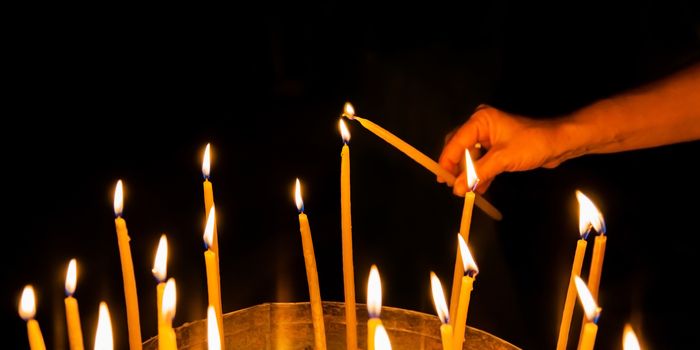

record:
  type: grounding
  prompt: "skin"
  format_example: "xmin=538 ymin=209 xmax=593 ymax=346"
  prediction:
xmin=439 ymin=63 xmax=700 ymax=195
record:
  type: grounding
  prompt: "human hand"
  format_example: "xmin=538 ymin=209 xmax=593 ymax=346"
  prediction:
xmin=439 ymin=106 xmax=571 ymax=196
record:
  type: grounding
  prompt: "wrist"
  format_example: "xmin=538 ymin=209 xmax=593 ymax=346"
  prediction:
xmin=552 ymin=99 xmax=622 ymax=161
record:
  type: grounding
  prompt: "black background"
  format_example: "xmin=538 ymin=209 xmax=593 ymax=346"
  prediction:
xmin=4 ymin=1 xmax=700 ymax=349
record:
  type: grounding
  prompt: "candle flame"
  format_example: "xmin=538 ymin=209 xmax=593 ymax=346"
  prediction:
xmin=162 ymin=278 xmax=177 ymax=323
xmin=367 ymin=264 xmax=382 ymax=318
xmin=65 ymin=259 xmax=77 ymax=296
xmin=576 ymin=190 xmax=606 ymax=239
xmin=574 ymin=276 xmax=601 ymax=322
xmin=342 ymin=102 xmax=356 ymax=120
xmin=203 ymin=143 xmax=211 ymax=178
xmin=623 ymin=324 xmax=641 ymax=350
xmin=18 ymin=285 xmax=36 ymax=320
xmin=113 ymin=180 xmax=123 ymax=216
xmin=339 ymin=119 xmax=351 ymax=143
xmin=152 ymin=234 xmax=168 ymax=282
xmin=203 ymin=206 xmax=216 ymax=249
xmin=94 ymin=302 xmax=113 ymax=350
xmin=430 ymin=272 xmax=450 ymax=324
xmin=458 ymin=235 xmax=479 ymax=275
xmin=465 ymin=150 xmax=479 ymax=191
xmin=207 ymin=305 xmax=221 ymax=350
xmin=374 ymin=324 xmax=392 ymax=350
xmin=295 ymin=178 xmax=304 ymax=213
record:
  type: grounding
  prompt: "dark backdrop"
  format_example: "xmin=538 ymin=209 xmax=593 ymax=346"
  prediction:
xmin=4 ymin=1 xmax=700 ymax=349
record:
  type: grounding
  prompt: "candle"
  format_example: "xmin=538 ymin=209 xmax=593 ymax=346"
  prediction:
xmin=202 ymin=143 xmax=220 ymax=258
xmin=113 ymin=180 xmax=143 ymax=350
xmin=94 ymin=302 xmax=113 ymax=350
xmin=152 ymin=235 xmax=168 ymax=347
xmin=449 ymin=150 xmax=478 ymax=328
xmin=207 ymin=306 xmax=222 ymax=350
xmin=623 ymin=324 xmax=641 ymax=350
xmin=555 ymin=191 xmax=596 ymax=350
xmin=576 ymin=191 xmax=606 ymax=342
xmin=159 ymin=278 xmax=178 ymax=350
xmin=64 ymin=259 xmax=84 ymax=350
xmin=373 ymin=324 xmax=392 ymax=350
xmin=574 ymin=276 xmax=601 ymax=350
xmin=367 ymin=265 xmax=383 ymax=350
xmin=341 ymin=102 xmax=502 ymax=221
xmin=339 ymin=118 xmax=358 ymax=350
xmin=203 ymin=206 xmax=224 ymax=349
xmin=19 ymin=285 xmax=46 ymax=350
xmin=453 ymin=235 xmax=478 ymax=350
xmin=295 ymin=179 xmax=327 ymax=350
xmin=430 ymin=272 xmax=453 ymax=350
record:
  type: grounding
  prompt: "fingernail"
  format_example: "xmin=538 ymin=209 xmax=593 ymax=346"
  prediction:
xmin=454 ymin=182 xmax=465 ymax=196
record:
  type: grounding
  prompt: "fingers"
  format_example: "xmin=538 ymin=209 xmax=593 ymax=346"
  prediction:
xmin=452 ymin=148 xmax=505 ymax=196
xmin=438 ymin=115 xmax=485 ymax=182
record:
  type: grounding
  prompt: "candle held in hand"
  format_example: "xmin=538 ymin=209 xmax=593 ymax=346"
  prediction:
xmin=430 ymin=272 xmax=453 ymax=350
xmin=295 ymin=179 xmax=327 ymax=350
xmin=203 ymin=206 xmax=224 ymax=349
xmin=65 ymin=259 xmax=84 ymax=350
xmin=339 ymin=119 xmax=358 ymax=350
xmin=574 ymin=276 xmax=601 ymax=350
xmin=19 ymin=285 xmax=46 ymax=350
xmin=342 ymin=102 xmax=502 ymax=221
xmin=453 ymin=235 xmax=479 ymax=350
xmin=367 ymin=265 xmax=383 ymax=350
xmin=113 ymin=180 xmax=142 ymax=350
xmin=152 ymin=235 xmax=168 ymax=347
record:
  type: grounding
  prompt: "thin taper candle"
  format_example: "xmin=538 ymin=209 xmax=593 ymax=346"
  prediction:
xmin=113 ymin=180 xmax=142 ymax=350
xmin=449 ymin=150 xmax=478 ymax=328
xmin=339 ymin=119 xmax=358 ymax=350
xmin=153 ymin=235 xmax=169 ymax=349
xmin=65 ymin=259 xmax=84 ymax=350
xmin=202 ymin=143 xmax=220 ymax=258
xmin=203 ymin=206 xmax=224 ymax=349
xmin=19 ymin=285 xmax=46 ymax=350
xmin=430 ymin=272 xmax=453 ymax=350
xmin=574 ymin=276 xmax=601 ymax=350
xmin=453 ymin=236 xmax=478 ymax=350
xmin=295 ymin=179 xmax=327 ymax=350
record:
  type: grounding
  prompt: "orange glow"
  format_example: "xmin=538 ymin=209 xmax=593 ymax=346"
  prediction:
xmin=94 ymin=302 xmax=113 ymax=350
xmin=458 ymin=235 xmax=479 ymax=274
xmin=374 ymin=324 xmax=392 ymax=350
xmin=576 ymin=191 xmax=606 ymax=238
xmin=295 ymin=178 xmax=304 ymax=212
xmin=207 ymin=305 xmax=221 ymax=350
xmin=343 ymin=102 xmax=356 ymax=119
xmin=623 ymin=324 xmax=641 ymax=350
xmin=18 ymin=285 xmax=36 ymax=320
xmin=113 ymin=180 xmax=123 ymax=216
xmin=574 ymin=276 xmax=601 ymax=322
xmin=465 ymin=150 xmax=479 ymax=191
xmin=430 ymin=272 xmax=450 ymax=324
xmin=162 ymin=278 xmax=177 ymax=323
xmin=203 ymin=206 xmax=216 ymax=248
xmin=65 ymin=259 xmax=77 ymax=296
xmin=339 ymin=119 xmax=351 ymax=143
xmin=202 ymin=143 xmax=211 ymax=178
xmin=367 ymin=265 xmax=382 ymax=318
xmin=152 ymin=234 xmax=168 ymax=282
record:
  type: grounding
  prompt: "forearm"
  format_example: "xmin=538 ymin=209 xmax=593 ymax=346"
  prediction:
xmin=557 ymin=63 xmax=700 ymax=159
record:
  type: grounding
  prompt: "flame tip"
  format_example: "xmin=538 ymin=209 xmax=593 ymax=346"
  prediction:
xmin=19 ymin=285 xmax=36 ymax=320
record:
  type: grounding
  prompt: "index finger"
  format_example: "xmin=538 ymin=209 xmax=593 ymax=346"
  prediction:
xmin=438 ymin=115 xmax=485 ymax=176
